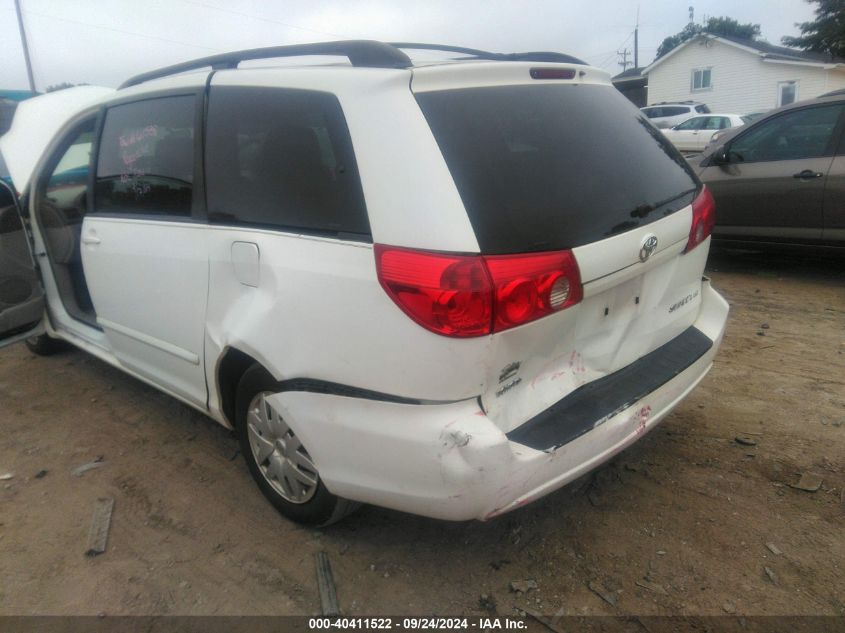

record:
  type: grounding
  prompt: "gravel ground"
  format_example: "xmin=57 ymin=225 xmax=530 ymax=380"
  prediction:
xmin=0 ymin=246 xmax=843 ymax=617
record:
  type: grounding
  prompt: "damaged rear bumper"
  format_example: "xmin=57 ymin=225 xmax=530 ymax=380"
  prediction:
xmin=266 ymin=282 xmax=729 ymax=521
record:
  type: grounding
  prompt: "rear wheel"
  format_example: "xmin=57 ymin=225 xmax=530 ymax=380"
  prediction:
xmin=25 ymin=333 xmax=68 ymax=356
xmin=235 ymin=364 xmax=359 ymax=526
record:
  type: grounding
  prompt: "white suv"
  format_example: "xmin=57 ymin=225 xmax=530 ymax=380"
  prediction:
xmin=641 ymin=102 xmax=711 ymax=129
xmin=0 ymin=41 xmax=728 ymax=525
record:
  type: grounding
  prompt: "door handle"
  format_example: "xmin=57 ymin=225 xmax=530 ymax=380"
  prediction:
xmin=793 ymin=170 xmax=823 ymax=180
xmin=81 ymin=233 xmax=101 ymax=245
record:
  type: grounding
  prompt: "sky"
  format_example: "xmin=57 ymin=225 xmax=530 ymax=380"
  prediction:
xmin=0 ymin=0 xmax=818 ymax=91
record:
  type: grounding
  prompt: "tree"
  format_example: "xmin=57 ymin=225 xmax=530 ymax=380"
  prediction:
xmin=782 ymin=0 xmax=845 ymax=59
xmin=46 ymin=82 xmax=88 ymax=93
xmin=705 ymin=17 xmax=762 ymax=40
xmin=656 ymin=16 xmax=762 ymax=59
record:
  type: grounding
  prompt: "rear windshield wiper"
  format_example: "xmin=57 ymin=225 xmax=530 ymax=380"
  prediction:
xmin=629 ymin=187 xmax=697 ymax=220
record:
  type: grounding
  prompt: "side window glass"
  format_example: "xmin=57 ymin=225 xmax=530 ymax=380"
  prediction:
xmin=39 ymin=120 xmax=95 ymax=261
xmin=45 ymin=123 xmax=93 ymax=211
xmin=205 ymin=86 xmax=370 ymax=237
xmin=730 ymin=105 xmax=844 ymax=163
xmin=702 ymin=117 xmax=723 ymax=130
xmin=95 ymin=96 xmax=195 ymax=216
xmin=675 ymin=118 xmax=702 ymax=130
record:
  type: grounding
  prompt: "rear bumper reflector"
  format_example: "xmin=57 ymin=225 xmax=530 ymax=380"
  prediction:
xmin=506 ymin=326 xmax=713 ymax=451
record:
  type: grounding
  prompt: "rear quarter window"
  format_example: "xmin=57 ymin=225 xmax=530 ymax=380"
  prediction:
xmin=416 ymin=84 xmax=699 ymax=254
xmin=204 ymin=86 xmax=370 ymax=239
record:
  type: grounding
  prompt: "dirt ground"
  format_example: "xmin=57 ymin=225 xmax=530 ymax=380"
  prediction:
xmin=0 ymin=246 xmax=843 ymax=618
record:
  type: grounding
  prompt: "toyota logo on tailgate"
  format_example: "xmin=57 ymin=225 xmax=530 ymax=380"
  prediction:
xmin=639 ymin=235 xmax=659 ymax=262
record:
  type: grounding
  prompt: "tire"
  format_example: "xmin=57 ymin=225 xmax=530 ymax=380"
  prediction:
xmin=25 ymin=333 xmax=69 ymax=356
xmin=235 ymin=364 xmax=360 ymax=526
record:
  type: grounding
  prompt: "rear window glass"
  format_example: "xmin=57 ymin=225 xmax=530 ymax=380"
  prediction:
xmin=415 ymin=84 xmax=698 ymax=253
xmin=205 ymin=86 xmax=370 ymax=238
xmin=95 ymin=96 xmax=195 ymax=217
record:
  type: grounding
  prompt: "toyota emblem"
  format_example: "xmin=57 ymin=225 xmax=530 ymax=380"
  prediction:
xmin=639 ymin=235 xmax=659 ymax=262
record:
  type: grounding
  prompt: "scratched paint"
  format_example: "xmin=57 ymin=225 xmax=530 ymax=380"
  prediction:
xmin=631 ymin=405 xmax=652 ymax=436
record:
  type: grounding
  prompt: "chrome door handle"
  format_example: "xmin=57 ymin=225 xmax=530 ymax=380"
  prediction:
xmin=793 ymin=170 xmax=823 ymax=179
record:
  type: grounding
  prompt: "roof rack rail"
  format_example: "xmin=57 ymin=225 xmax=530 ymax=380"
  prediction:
xmin=118 ymin=40 xmax=588 ymax=90
xmin=389 ymin=42 xmax=587 ymax=65
xmin=119 ymin=40 xmax=412 ymax=89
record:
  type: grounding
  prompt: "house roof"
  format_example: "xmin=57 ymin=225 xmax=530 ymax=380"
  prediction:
xmin=612 ymin=67 xmax=646 ymax=83
xmin=643 ymin=34 xmax=845 ymax=75
xmin=717 ymin=33 xmax=843 ymax=63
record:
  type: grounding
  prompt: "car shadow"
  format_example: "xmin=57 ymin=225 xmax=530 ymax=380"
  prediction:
xmin=707 ymin=243 xmax=845 ymax=283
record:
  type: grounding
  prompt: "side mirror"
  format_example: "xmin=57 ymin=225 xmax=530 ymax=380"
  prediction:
xmin=711 ymin=146 xmax=730 ymax=165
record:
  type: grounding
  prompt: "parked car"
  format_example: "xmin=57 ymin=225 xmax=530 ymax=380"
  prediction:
xmin=693 ymin=93 xmax=845 ymax=246
xmin=640 ymin=101 xmax=711 ymax=129
xmin=742 ymin=111 xmax=767 ymax=123
xmin=662 ymin=114 xmax=750 ymax=153
xmin=0 ymin=41 xmax=728 ymax=525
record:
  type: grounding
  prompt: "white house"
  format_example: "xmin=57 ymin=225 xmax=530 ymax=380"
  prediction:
xmin=643 ymin=33 xmax=845 ymax=114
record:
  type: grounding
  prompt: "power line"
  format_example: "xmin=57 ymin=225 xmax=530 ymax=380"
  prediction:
xmin=20 ymin=7 xmax=224 ymax=53
xmin=178 ymin=0 xmax=353 ymax=40
xmin=587 ymin=29 xmax=636 ymax=73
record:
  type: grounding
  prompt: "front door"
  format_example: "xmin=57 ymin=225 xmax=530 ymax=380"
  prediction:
xmin=703 ymin=103 xmax=845 ymax=242
xmin=669 ymin=116 xmax=706 ymax=152
xmin=0 ymin=176 xmax=44 ymax=346
xmin=81 ymin=93 xmax=210 ymax=407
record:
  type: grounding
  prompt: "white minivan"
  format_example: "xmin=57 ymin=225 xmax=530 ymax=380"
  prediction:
xmin=0 ymin=41 xmax=728 ymax=525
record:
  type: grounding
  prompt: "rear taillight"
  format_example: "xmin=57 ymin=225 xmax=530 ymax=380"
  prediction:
xmin=686 ymin=186 xmax=716 ymax=252
xmin=374 ymin=245 xmax=582 ymax=338
xmin=485 ymin=251 xmax=582 ymax=331
xmin=374 ymin=245 xmax=492 ymax=337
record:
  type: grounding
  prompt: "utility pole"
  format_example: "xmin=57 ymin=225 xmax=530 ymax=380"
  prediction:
xmin=617 ymin=48 xmax=631 ymax=71
xmin=634 ymin=5 xmax=639 ymax=69
xmin=14 ymin=0 xmax=36 ymax=92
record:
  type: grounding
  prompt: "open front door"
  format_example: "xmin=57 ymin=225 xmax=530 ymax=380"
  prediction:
xmin=0 ymin=178 xmax=44 ymax=346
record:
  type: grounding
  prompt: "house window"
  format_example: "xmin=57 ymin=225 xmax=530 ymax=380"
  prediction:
xmin=778 ymin=81 xmax=798 ymax=107
xmin=691 ymin=68 xmax=712 ymax=91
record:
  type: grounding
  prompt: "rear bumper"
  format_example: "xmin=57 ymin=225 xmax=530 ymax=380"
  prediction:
xmin=268 ymin=281 xmax=729 ymax=521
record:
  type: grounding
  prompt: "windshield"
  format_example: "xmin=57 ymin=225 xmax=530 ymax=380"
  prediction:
xmin=415 ymin=84 xmax=699 ymax=254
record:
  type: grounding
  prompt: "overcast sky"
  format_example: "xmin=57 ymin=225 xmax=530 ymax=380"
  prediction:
xmin=0 ymin=0 xmax=817 ymax=91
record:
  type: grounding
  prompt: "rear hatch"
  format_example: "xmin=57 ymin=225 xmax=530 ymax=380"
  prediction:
xmin=410 ymin=64 xmax=709 ymax=432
